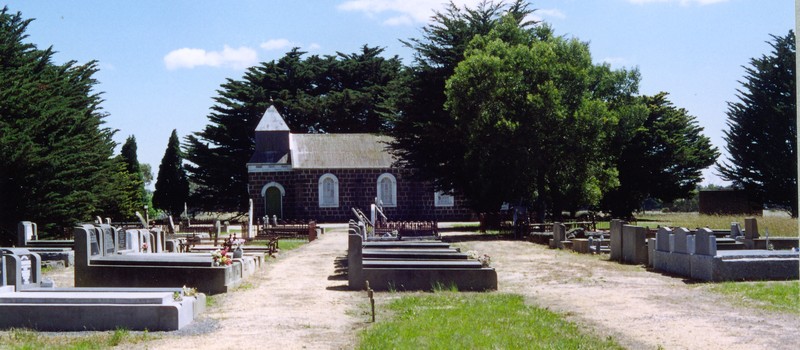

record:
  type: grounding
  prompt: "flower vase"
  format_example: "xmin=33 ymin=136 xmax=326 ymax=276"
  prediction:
xmin=233 ymin=246 xmax=243 ymax=259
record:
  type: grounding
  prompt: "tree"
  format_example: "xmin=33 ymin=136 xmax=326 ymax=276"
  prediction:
xmin=114 ymin=135 xmax=147 ymax=219
xmin=388 ymin=1 xmax=535 ymax=198
xmin=442 ymin=17 xmax=638 ymax=219
xmin=153 ymin=129 xmax=190 ymax=217
xmin=716 ymin=31 xmax=796 ymax=216
xmin=602 ymin=93 xmax=719 ymax=217
xmin=0 ymin=7 xmax=119 ymax=241
xmin=184 ymin=46 xmax=404 ymax=212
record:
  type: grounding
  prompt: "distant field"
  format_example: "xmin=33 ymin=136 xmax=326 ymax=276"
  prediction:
xmin=634 ymin=212 xmax=798 ymax=237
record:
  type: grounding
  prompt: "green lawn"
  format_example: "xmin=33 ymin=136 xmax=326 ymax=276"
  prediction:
xmin=633 ymin=212 xmax=798 ymax=237
xmin=358 ymin=292 xmax=622 ymax=349
xmin=0 ymin=328 xmax=154 ymax=350
xmin=708 ymin=280 xmax=800 ymax=314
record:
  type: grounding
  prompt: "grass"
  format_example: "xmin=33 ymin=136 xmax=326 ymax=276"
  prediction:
xmin=276 ymin=238 xmax=307 ymax=252
xmin=633 ymin=212 xmax=798 ymax=237
xmin=708 ymin=280 xmax=800 ymax=314
xmin=0 ymin=328 xmax=153 ymax=350
xmin=357 ymin=292 xmax=623 ymax=350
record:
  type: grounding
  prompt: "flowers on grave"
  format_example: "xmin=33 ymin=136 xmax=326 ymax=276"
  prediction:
xmin=182 ymin=285 xmax=197 ymax=297
xmin=141 ymin=242 xmax=148 ymax=252
xmin=211 ymin=248 xmax=232 ymax=266
xmin=467 ymin=250 xmax=492 ymax=267
xmin=223 ymin=235 xmax=246 ymax=251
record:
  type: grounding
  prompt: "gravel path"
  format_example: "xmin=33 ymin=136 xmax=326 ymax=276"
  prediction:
xmin=37 ymin=229 xmax=800 ymax=349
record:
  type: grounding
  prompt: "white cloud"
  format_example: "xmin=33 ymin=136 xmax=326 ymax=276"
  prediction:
xmin=306 ymin=43 xmax=322 ymax=51
xmin=627 ymin=0 xmax=729 ymax=5
xmin=338 ymin=0 xmax=485 ymax=25
xmin=164 ymin=45 xmax=258 ymax=70
xmin=260 ymin=38 xmax=293 ymax=51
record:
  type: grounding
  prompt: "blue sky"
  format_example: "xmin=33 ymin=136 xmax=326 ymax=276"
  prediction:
xmin=4 ymin=0 xmax=795 ymax=187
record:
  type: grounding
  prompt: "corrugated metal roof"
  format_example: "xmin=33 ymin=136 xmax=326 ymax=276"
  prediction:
xmin=255 ymin=105 xmax=290 ymax=131
xmin=290 ymin=134 xmax=396 ymax=169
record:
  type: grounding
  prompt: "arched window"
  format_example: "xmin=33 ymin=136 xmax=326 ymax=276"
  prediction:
xmin=318 ymin=173 xmax=339 ymax=208
xmin=434 ymin=191 xmax=454 ymax=207
xmin=376 ymin=173 xmax=397 ymax=207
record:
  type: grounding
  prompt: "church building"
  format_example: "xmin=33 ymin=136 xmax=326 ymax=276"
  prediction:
xmin=247 ymin=106 xmax=473 ymax=222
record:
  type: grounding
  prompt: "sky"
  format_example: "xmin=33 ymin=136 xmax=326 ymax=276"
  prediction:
xmin=3 ymin=0 xmax=795 ymax=188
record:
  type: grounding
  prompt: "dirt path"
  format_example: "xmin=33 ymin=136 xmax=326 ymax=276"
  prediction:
xmin=133 ymin=228 xmax=366 ymax=350
xmin=455 ymin=238 xmax=800 ymax=350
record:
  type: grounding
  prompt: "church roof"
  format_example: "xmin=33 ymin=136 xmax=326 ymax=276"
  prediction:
xmin=255 ymin=105 xmax=290 ymax=131
xmin=290 ymin=134 xmax=396 ymax=169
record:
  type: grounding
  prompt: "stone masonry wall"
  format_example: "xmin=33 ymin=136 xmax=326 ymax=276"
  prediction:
xmin=248 ymin=168 xmax=473 ymax=222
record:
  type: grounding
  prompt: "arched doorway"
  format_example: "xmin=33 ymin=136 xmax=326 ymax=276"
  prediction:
xmin=261 ymin=182 xmax=285 ymax=219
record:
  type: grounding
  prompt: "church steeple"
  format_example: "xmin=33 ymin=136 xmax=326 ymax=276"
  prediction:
xmin=251 ymin=105 xmax=290 ymax=163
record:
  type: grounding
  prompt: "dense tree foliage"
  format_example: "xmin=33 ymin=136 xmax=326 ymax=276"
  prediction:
xmin=0 ymin=7 xmax=119 ymax=241
xmin=153 ymin=129 xmax=190 ymax=217
xmin=717 ymin=31 xmax=796 ymax=216
xmin=443 ymin=17 xmax=641 ymax=219
xmin=184 ymin=46 xmax=404 ymax=212
xmin=388 ymin=1 xmax=534 ymax=199
xmin=602 ymin=93 xmax=718 ymax=217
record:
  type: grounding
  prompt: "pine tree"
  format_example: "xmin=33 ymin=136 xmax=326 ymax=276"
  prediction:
xmin=717 ymin=31 xmax=796 ymax=216
xmin=153 ymin=130 xmax=189 ymax=217
xmin=0 ymin=7 xmax=118 ymax=241
xmin=114 ymin=135 xmax=147 ymax=219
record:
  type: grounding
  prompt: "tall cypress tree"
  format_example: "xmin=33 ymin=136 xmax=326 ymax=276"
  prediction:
xmin=153 ymin=129 xmax=189 ymax=217
xmin=717 ymin=31 xmax=796 ymax=216
xmin=0 ymin=7 xmax=118 ymax=241
xmin=112 ymin=135 xmax=147 ymax=220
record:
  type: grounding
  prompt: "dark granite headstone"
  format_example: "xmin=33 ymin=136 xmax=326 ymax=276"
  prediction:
xmin=102 ymin=226 xmax=115 ymax=255
xmin=89 ymin=229 xmax=101 ymax=257
xmin=117 ymin=229 xmax=127 ymax=251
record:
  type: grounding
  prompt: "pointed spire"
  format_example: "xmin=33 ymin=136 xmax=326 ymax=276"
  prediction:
xmin=255 ymin=105 xmax=290 ymax=131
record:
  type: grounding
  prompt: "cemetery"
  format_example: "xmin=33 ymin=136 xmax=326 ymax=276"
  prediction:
xmin=1 ymin=247 xmax=204 ymax=331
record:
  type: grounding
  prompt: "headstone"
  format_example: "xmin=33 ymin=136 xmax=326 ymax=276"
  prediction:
xmin=17 ymin=221 xmax=37 ymax=246
xmin=744 ymin=217 xmax=759 ymax=239
xmin=116 ymin=229 xmax=128 ymax=252
xmin=88 ymin=228 xmax=101 ymax=257
xmin=1 ymin=248 xmax=41 ymax=290
xmin=730 ymin=222 xmax=743 ymax=239
xmin=671 ymin=228 xmax=691 ymax=254
xmin=656 ymin=227 xmax=672 ymax=252
xmin=101 ymin=225 xmax=116 ymax=256
xmin=694 ymin=228 xmax=717 ymax=256
xmin=168 ymin=216 xmax=176 ymax=234
xmin=247 ymin=199 xmax=254 ymax=239
xmin=135 ymin=211 xmax=148 ymax=228
xmin=610 ymin=219 xmax=624 ymax=262
xmin=622 ymin=225 xmax=648 ymax=264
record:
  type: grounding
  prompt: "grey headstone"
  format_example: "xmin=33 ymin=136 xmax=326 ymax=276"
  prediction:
xmin=672 ymin=228 xmax=691 ymax=254
xmin=117 ymin=229 xmax=128 ymax=251
xmin=101 ymin=225 xmax=116 ymax=255
xmin=610 ymin=219 xmax=624 ymax=262
xmin=694 ymin=228 xmax=717 ymax=256
xmin=730 ymin=222 xmax=743 ymax=238
xmin=656 ymin=227 xmax=672 ymax=252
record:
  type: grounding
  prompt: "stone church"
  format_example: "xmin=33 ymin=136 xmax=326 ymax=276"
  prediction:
xmin=247 ymin=106 xmax=472 ymax=222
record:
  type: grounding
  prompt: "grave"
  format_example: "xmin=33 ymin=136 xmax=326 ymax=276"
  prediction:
xmin=0 ymin=249 xmax=203 ymax=331
xmin=74 ymin=224 xmax=256 ymax=294
xmin=347 ymin=234 xmax=497 ymax=291
xmin=16 ymin=221 xmax=75 ymax=267
xmin=651 ymin=226 xmax=798 ymax=281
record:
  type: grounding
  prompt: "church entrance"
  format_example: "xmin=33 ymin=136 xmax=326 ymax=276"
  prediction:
xmin=264 ymin=186 xmax=283 ymax=218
